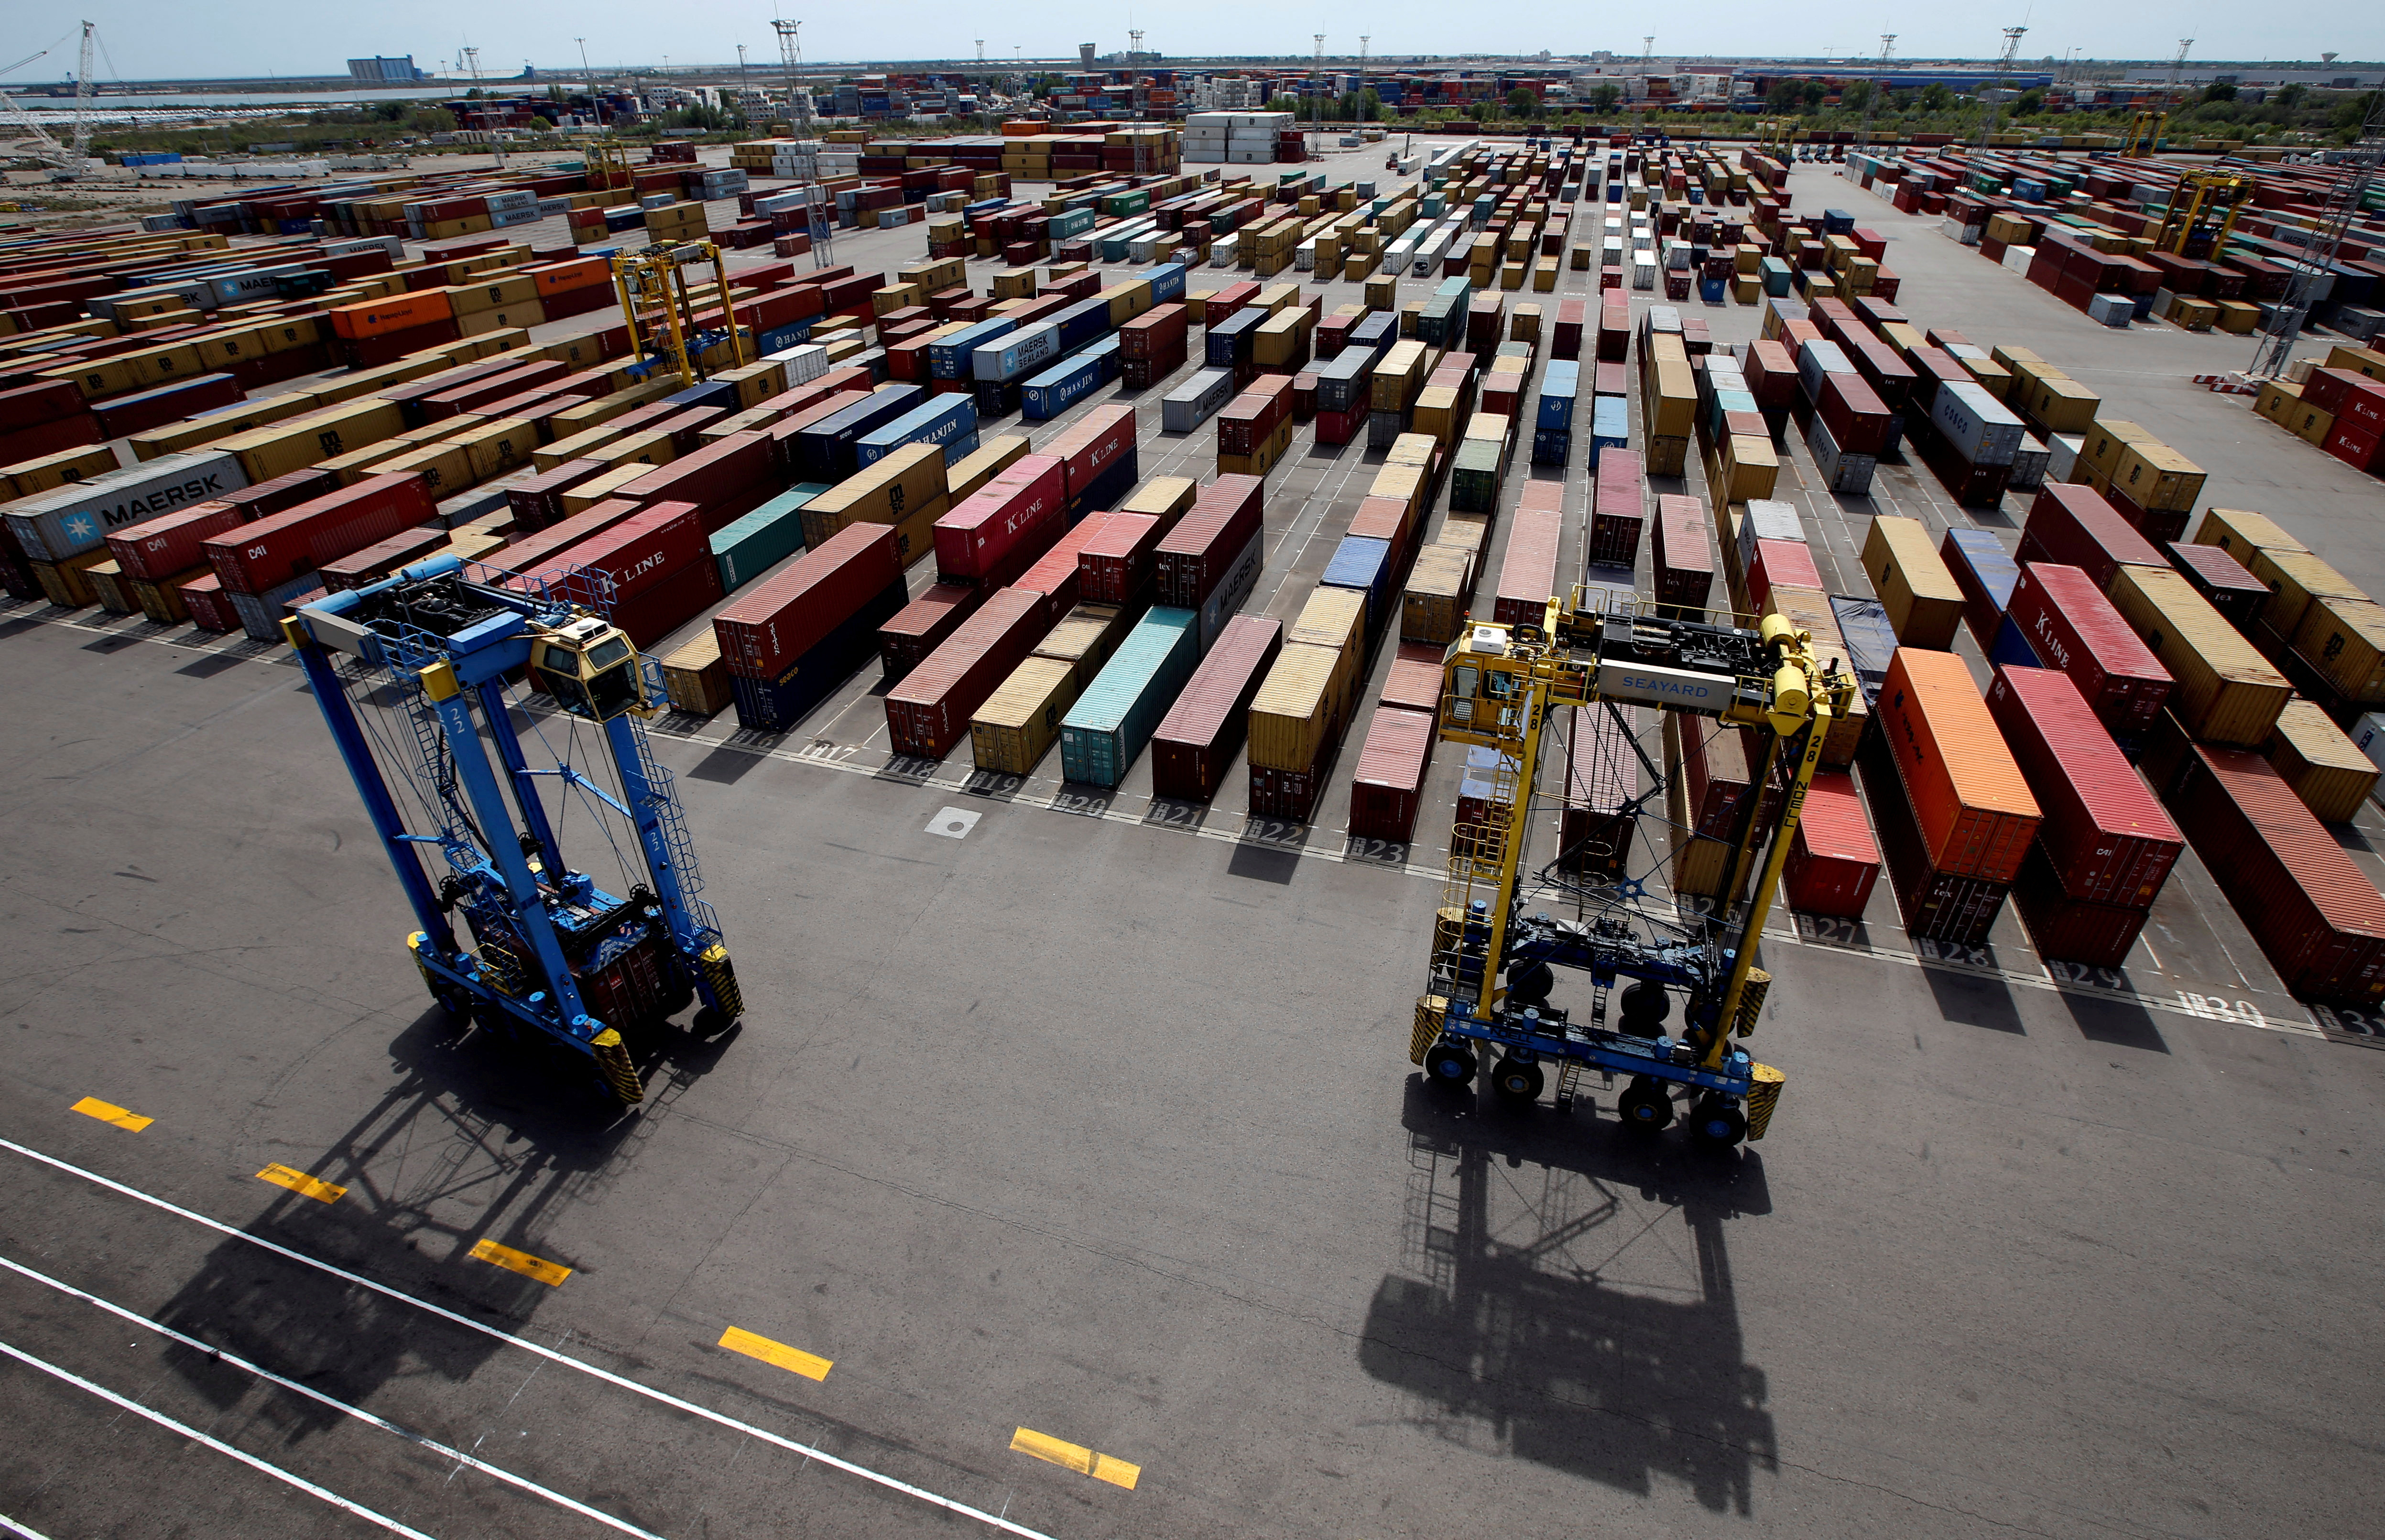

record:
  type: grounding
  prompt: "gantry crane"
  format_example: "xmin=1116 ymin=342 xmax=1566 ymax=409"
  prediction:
xmin=612 ymin=239 xmax=747 ymax=387
xmin=0 ymin=20 xmax=99 ymax=180
xmin=1411 ymin=596 xmax=1853 ymax=1146
xmin=283 ymin=553 xmax=744 ymax=1107
xmin=2121 ymin=110 xmax=2166 ymax=158
xmin=2150 ymin=168 xmax=2251 ymax=258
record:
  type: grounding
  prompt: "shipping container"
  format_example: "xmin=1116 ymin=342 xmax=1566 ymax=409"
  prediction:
xmin=1651 ymin=493 xmax=1713 ymax=616
xmin=2267 ymin=698 xmax=2382 ymax=823
xmin=1077 ymin=512 xmax=1162 ymax=604
xmin=1493 ymin=508 xmax=1563 ymax=629
xmin=712 ymin=485 xmax=825 ymax=591
xmin=2164 ymin=743 xmax=2385 ymax=1001
xmin=1940 ymin=527 xmax=2019 ymax=647
xmin=935 ymin=454 xmax=1066 ymax=585
xmin=885 ymin=586 xmax=1053 ymax=759
xmin=879 ymin=582 xmax=983 ymax=681
xmin=2004 ymin=563 xmax=2173 ymax=738
xmin=1877 ymin=647 xmax=2042 ymax=882
xmin=1322 ymin=534 xmax=1399 ymax=640
xmin=1559 ymin=703 xmax=1638 ymax=878
xmin=1984 ymin=664 xmax=2183 ymax=907
xmin=203 ymin=472 xmax=435 ymax=595
xmin=2165 ymin=540 xmax=2268 ymax=635
xmin=2105 ymin=564 xmax=2291 ymax=747
xmin=971 ymin=655 xmax=1080 ymax=774
xmin=1031 ymin=602 xmax=1130 ymax=691
xmin=106 ymin=499 xmax=244 ymax=583
xmin=1059 ymin=607 xmax=1201 ymax=786
xmin=1783 ymin=769 xmax=1881 ymax=919
xmin=1150 ymin=615 xmax=1283 ymax=801
xmin=2009 ymin=844 xmax=2152 ymax=968
xmin=1402 ymin=543 xmax=1475 ymax=647
xmin=5 ymin=450 xmax=249 ymax=563
xmin=1248 ymin=641 xmax=1349 ymax=774
xmin=729 ymin=577 xmax=907 ymax=731
xmin=1381 ymin=641 xmax=1446 ymax=716
xmin=1860 ymin=735 xmax=2012 ymax=947
xmin=715 ymin=521 xmax=904 ymax=678
xmin=1860 ymin=515 xmax=1965 ymax=649
xmin=1154 ymin=474 xmax=1263 ymax=607
xmin=2016 ymin=484 xmax=2165 ymax=592
xmin=1349 ymin=706 xmax=1438 ymax=843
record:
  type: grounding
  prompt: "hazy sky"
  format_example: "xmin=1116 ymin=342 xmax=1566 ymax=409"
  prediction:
xmin=17 ymin=3 xmax=2384 ymax=83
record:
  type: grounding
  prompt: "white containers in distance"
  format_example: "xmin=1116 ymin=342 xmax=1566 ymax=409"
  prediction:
xmin=1931 ymin=380 xmax=2026 ymax=466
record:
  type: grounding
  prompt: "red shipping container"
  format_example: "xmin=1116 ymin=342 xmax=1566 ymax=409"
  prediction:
xmin=1860 ymin=738 xmax=2012 ymax=946
xmin=1551 ymin=297 xmax=1586 ymax=361
xmin=1818 ymin=371 xmax=1892 ymax=456
xmin=1651 ymin=494 xmax=1715 ymax=612
xmin=1205 ymin=281 xmax=1259 ymax=326
xmin=1381 ymin=641 xmax=1444 ymax=715
xmin=1593 ymin=361 xmax=1629 ymax=399
xmin=108 ymin=500 xmax=245 ymax=582
xmin=1348 ymin=705 xmax=1438 ymax=842
xmin=1590 ymin=447 xmax=1644 ymax=565
xmin=1983 ymin=664 xmax=2184 ymax=907
xmin=2004 ymin=563 xmax=2172 ymax=737
xmin=2009 ymin=844 xmax=2151 ymax=968
xmin=1046 ymin=403 xmax=1136 ymax=504
xmin=880 ymin=582 xmax=985 ymax=681
xmin=220 ymin=467 xmax=341 ymax=522
xmin=1314 ymin=402 xmax=1365 ymax=445
xmin=714 ymin=522 xmax=904 ymax=678
xmin=1748 ymin=538 xmax=1820 ymax=614
xmin=2015 ymin=484 xmax=2165 ymax=592
xmin=1741 ymin=339 xmax=1798 ymax=408
xmin=1348 ymin=494 xmax=1417 ymax=575
xmin=0 ymin=376 xmax=87 ymax=427
xmin=2163 ymin=744 xmax=2385 ymax=1002
xmin=1492 ymin=508 xmax=1563 ymax=628
xmin=505 ymin=459 xmax=609 ymax=531
xmin=2322 ymin=415 xmax=2385 ymax=474
xmin=937 ymin=455 xmax=1067 ymax=586
xmin=1151 ymin=615 xmax=1283 ymax=802
xmin=1155 ymin=475 xmax=1263 ymax=607
xmin=420 ymin=359 xmax=568 ymax=421
xmin=490 ymin=499 xmax=649 ymax=587
xmin=1078 ymin=511 xmax=1162 ymax=604
xmin=1783 ymin=769 xmax=1881 ymax=918
xmin=1560 ymin=703 xmax=1638 ymax=877
xmin=528 ymin=500 xmax=708 ymax=605
xmin=182 ymin=571 xmax=238 ymax=633
xmin=318 ymin=525 xmax=452 ymax=591
xmin=884 ymin=586 xmax=1053 ymax=759
xmin=203 ymin=473 xmax=436 ymax=595
xmin=1877 ymin=647 xmax=2043 ymax=883
xmin=611 ymin=551 xmax=724 ymax=650
xmin=614 ymin=432 xmax=771 ymax=531
xmin=1120 ymin=304 xmax=1188 ymax=359
xmin=1216 ymin=380 xmax=1289 ymax=455
xmin=2164 ymin=540 xmax=2267 ymax=634
xmin=1013 ymin=512 xmax=1115 ymax=625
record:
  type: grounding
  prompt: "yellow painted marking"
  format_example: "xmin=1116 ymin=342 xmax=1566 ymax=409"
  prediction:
xmin=256 ymin=1163 xmax=347 ymax=1204
xmin=468 ymin=1238 xmax=572 ymax=1286
xmin=1011 ymin=1427 xmax=1140 ymax=1489
xmin=717 ymin=1326 xmax=832 ymax=1381
xmin=70 ymin=1097 xmax=152 ymax=1132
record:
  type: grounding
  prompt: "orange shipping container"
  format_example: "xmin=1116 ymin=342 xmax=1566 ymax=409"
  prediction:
xmin=327 ymin=290 xmax=455 ymax=340
xmin=1877 ymin=647 xmax=2043 ymax=883
xmin=532 ymin=257 xmax=613 ymax=295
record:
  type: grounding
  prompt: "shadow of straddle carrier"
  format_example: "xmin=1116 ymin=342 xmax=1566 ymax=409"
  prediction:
xmin=1359 ymin=1077 xmax=1778 ymax=1515
xmin=157 ymin=999 xmax=739 ymax=1440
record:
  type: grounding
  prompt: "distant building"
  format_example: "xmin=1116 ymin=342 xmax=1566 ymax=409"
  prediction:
xmin=1080 ymin=44 xmax=1098 ymax=69
xmin=347 ymin=55 xmax=422 ymax=85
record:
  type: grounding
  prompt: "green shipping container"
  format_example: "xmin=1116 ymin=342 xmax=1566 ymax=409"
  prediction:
xmin=1059 ymin=607 xmax=1199 ymax=787
xmin=713 ymin=483 xmax=828 ymax=592
xmin=1100 ymin=190 xmax=1151 ymax=217
xmin=1448 ymin=439 xmax=1504 ymax=515
xmin=1049 ymin=207 xmax=1098 ymax=239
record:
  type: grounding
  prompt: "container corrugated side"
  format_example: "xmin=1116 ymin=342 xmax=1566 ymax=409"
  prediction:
xmin=1983 ymin=663 xmax=2183 ymax=907
xmin=1248 ymin=642 xmax=1345 ymax=771
xmin=2105 ymin=564 xmax=2290 ymax=747
xmin=1058 ymin=607 xmax=1200 ymax=787
xmin=1877 ymin=647 xmax=2042 ymax=883
xmin=2005 ymin=562 xmax=2173 ymax=737
xmin=1348 ymin=705 xmax=1437 ymax=842
xmin=970 ymin=655 xmax=1080 ymax=774
xmin=885 ymin=586 xmax=1053 ymax=760
xmin=1151 ymin=616 xmax=1282 ymax=801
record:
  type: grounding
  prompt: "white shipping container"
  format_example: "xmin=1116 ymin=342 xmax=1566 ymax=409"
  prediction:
xmin=766 ymin=343 xmax=829 ymax=384
xmin=1734 ymin=499 xmax=1807 ymax=573
xmin=975 ymin=323 xmax=1061 ymax=382
xmin=2008 ymin=433 xmax=2051 ymax=490
xmin=1931 ymin=380 xmax=2025 ymax=467
xmin=4 ymin=450 xmax=250 ymax=563
xmin=1161 ymin=367 xmax=1236 ymax=432
xmin=2351 ymin=714 xmax=2385 ymax=803
xmin=2047 ymin=433 xmax=2084 ymax=483
xmin=1795 ymin=340 xmax=1857 ymax=403
xmin=1806 ymin=413 xmax=1876 ymax=496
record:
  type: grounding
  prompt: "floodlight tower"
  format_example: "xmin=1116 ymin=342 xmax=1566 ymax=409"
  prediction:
xmin=1974 ymin=25 xmax=2026 ymax=152
xmin=2252 ymin=89 xmax=2385 ymax=378
xmin=1313 ymin=33 xmax=1325 ymax=149
xmin=1858 ymin=33 xmax=1895 ymax=149
xmin=774 ymin=19 xmax=811 ymax=136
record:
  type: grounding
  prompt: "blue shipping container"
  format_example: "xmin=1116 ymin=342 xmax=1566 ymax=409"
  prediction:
xmin=975 ymin=323 xmax=1062 ymax=382
xmin=1059 ymin=607 xmax=1200 ymax=787
xmin=856 ymin=394 xmax=981 ymax=467
xmin=1145 ymin=261 xmax=1188 ymax=305
xmin=1320 ymin=534 xmax=1396 ymax=639
xmin=791 ymin=384 xmax=923 ymax=482
xmin=1207 ymin=307 xmax=1266 ymax=366
xmin=1590 ymin=396 xmax=1629 ymax=445
xmin=1944 ymin=526 xmax=2021 ymax=619
xmin=1989 ymin=613 xmax=2043 ymax=670
xmin=664 ymin=378 xmax=741 ymax=412
xmin=1537 ymin=363 xmax=1580 ymax=431
xmin=931 ymin=317 xmax=1017 ymax=380
xmin=1051 ymin=295 xmax=1116 ymax=353
xmin=1532 ymin=427 xmax=1572 ymax=467
xmin=731 ymin=580 xmax=907 ymax=730
xmin=712 ymin=484 xmax=828 ymax=591
xmin=1022 ymin=335 xmax=1121 ymax=421
xmin=1065 ymin=452 xmax=1138 ymax=524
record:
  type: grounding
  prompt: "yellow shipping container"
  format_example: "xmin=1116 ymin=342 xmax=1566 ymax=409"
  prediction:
xmin=1860 ymin=514 xmax=1966 ymax=649
xmin=4 ymin=443 xmax=119 ymax=496
xmin=447 ymin=274 xmax=540 ymax=315
xmin=1646 ymin=356 xmax=1697 ymax=436
xmin=1402 ymin=544 xmax=1475 ymax=645
xmin=1116 ymin=474 xmax=1198 ymax=531
xmin=948 ymin=435 xmax=1033 ymax=501
xmin=452 ymin=417 xmax=540 ymax=483
xmin=2266 ymin=698 xmax=2381 ymax=823
xmin=216 ymin=398 xmax=407 ymax=484
xmin=1371 ymin=340 xmax=1429 ymax=412
xmin=2195 ymin=507 xmax=2305 ymax=562
xmin=2023 ymin=375 xmax=2101 ymax=434
xmin=2246 ymin=546 xmax=2364 ymax=636
xmin=1247 ymin=642 xmax=1348 ymax=771
xmin=2288 ymin=594 xmax=2385 ymax=704
xmin=561 ymin=463 xmax=657 ymax=515
xmin=2081 ymin=418 xmax=2159 ymax=476
xmin=971 ymin=655 xmax=1082 ymax=775
xmin=2105 ymin=565 xmax=2291 ymax=747
xmin=535 ymin=422 xmax=633 ymax=471
xmin=373 ymin=440 xmax=476 ymax=497
xmin=804 ymin=442 xmax=947 ymax=530
xmin=1715 ymin=434 xmax=1778 ymax=503
xmin=2110 ymin=440 xmax=2206 ymax=514
xmin=1411 ymin=385 xmax=1462 ymax=448
xmin=1031 ymin=603 xmax=1130 ymax=690
xmin=592 ymin=430 xmax=679 ymax=469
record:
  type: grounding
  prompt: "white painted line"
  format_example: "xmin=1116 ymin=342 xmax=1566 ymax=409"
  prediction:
xmin=0 ymin=1252 xmax=665 ymax=1540
xmin=927 ymin=806 xmax=981 ymax=839
xmin=0 ymin=1137 xmax=1060 ymax=1540
xmin=0 ymin=1513 xmax=53 ymax=1540
xmin=0 ymin=1335 xmax=441 ymax=1540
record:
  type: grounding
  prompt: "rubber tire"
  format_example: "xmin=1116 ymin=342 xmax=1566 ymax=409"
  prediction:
xmin=1618 ymin=1077 xmax=1675 ymax=1130
xmin=1492 ymin=1058 xmax=1545 ymax=1101
xmin=1425 ymin=1041 xmax=1477 ymax=1085
xmin=1693 ymin=1099 xmax=1749 ymax=1148
xmin=692 ymin=1005 xmax=732 ymax=1039
xmin=1506 ymin=959 xmax=1555 ymax=1008
xmin=1617 ymin=981 xmax=1671 ymax=1024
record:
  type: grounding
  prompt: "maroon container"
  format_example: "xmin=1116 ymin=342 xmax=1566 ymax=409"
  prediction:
xmin=220 ymin=467 xmax=342 ymax=522
xmin=506 ymin=459 xmax=610 ymax=531
xmin=1860 ymin=737 xmax=2010 ymax=947
xmin=2004 ymin=563 xmax=2173 ymax=737
xmin=1783 ymin=769 xmax=1880 ymax=918
xmin=1151 ymin=615 xmax=1282 ymax=802
xmin=1078 ymin=511 xmax=1161 ymax=604
xmin=1594 ymin=361 xmax=1630 ymax=400
xmin=610 ymin=552 xmax=723 ymax=649
xmin=1248 ymin=758 xmax=1334 ymax=822
xmin=2015 ymin=484 xmax=2165 ymax=591
xmin=1590 ymin=448 xmax=1644 ymax=566
xmin=1205 ymin=280 xmax=1259 ymax=326
xmin=420 ymin=359 xmax=567 ymax=421
xmin=1120 ymin=304 xmax=1188 ymax=359
xmin=1741 ymin=338 xmax=1798 ymax=408
xmin=714 ymin=522 xmax=903 ymax=678
xmin=1493 ymin=508 xmax=1563 ymax=628
xmin=1819 ymin=371 xmax=1892 ymax=456
xmin=1048 ymin=402 xmax=1137 ymax=504
xmin=1560 ymin=703 xmax=1638 ymax=878
xmin=108 ymin=499 xmax=245 ymax=582
xmin=2162 ymin=744 xmax=2385 ymax=1002
xmin=880 ymin=583 xmax=984 ymax=681
xmin=1983 ymin=664 xmax=2183 ymax=908
xmin=529 ymin=500 xmax=708 ymax=605
xmin=490 ymin=498 xmax=646 ymax=583
xmin=615 ymin=432 xmax=772 ymax=530
xmin=203 ymin=473 xmax=436 ymax=595
xmin=1551 ymin=297 xmax=1586 ymax=361
xmin=1012 ymin=512 xmax=1116 ymax=625
xmin=934 ymin=454 xmax=1066 ymax=585
xmin=1216 ymin=380 xmax=1289 ymax=456
xmin=1348 ymin=706 xmax=1437 ymax=842
xmin=2165 ymin=541 xmax=2267 ymax=635
xmin=318 ymin=524 xmax=452 ymax=591
xmin=883 ymin=586 xmax=1052 ymax=759
xmin=1155 ymin=475 xmax=1263 ymax=607
xmin=0 ymin=376 xmax=87 ymax=427
xmin=1381 ymin=642 xmax=1444 ymax=715
xmin=2009 ymin=844 xmax=2151 ymax=967
xmin=1681 ymin=720 xmax=1783 ymax=841
xmin=1651 ymin=494 xmax=1714 ymax=613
